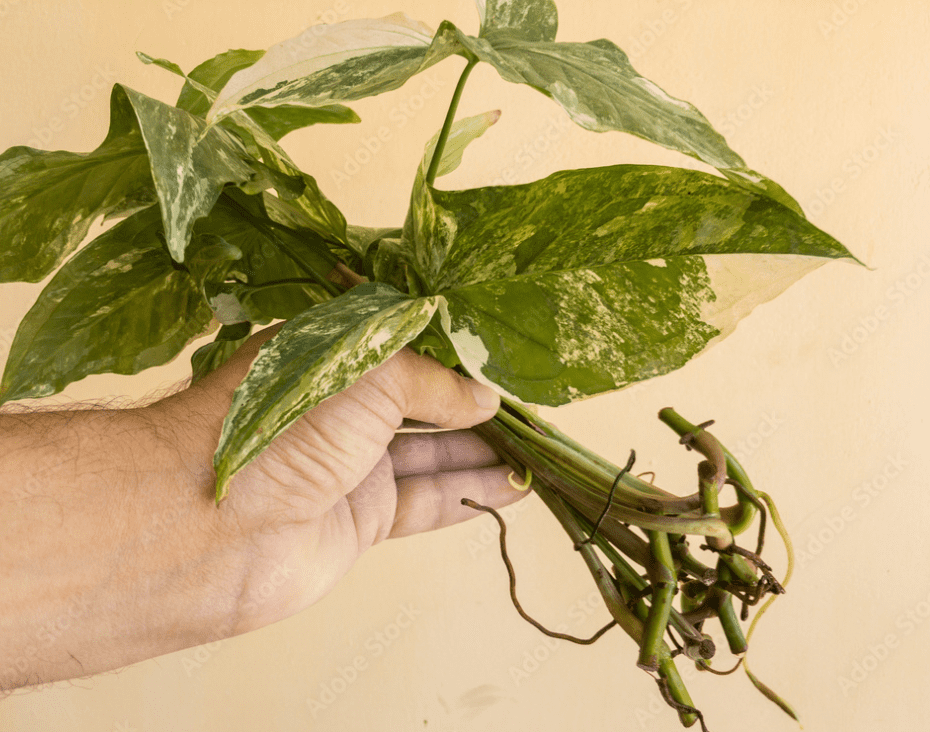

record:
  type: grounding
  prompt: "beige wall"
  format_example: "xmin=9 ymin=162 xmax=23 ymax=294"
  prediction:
xmin=1 ymin=0 xmax=927 ymax=729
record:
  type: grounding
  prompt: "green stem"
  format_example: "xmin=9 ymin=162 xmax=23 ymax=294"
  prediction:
xmin=496 ymin=406 xmax=700 ymax=513
xmin=532 ymin=481 xmax=645 ymax=643
xmin=659 ymin=407 xmax=759 ymax=535
xmin=503 ymin=398 xmax=689 ymax=504
xmin=478 ymin=415 xmax=732 ymax=543
xmin=713 ymin=565 xmax=748 ymax=655
xmin=424 ymin=58 xmax=478 ymax=187
xmin=578 ymin=513 xmax=705 ymax=646
xmin=637 ymin=529 xmax=677 ymax=672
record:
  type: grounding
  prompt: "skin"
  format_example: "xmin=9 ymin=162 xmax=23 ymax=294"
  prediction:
xmin=0 ymin=323 xmax=525 ymax=691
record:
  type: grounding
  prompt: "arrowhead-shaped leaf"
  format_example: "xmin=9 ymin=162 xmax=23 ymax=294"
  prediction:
xmin=403 ymin=109 xmax=501 ymax=285
xmin=460 ymin=35 xmax=801 ymax=211
xmin=477 ymin=0 xmax=558 ymax=43
xmin=170 ymin=47 xmax=361 ymax=138
xmin=422 ymin=165 xmax=857 ymax=405
xmin=117 ymin=85 xmax=304 ymax=262
xmin=212 ymin=282 xmax=439 ymax=501
xmin=207 ymin=14 xmax=461 ymax=120
xmin=0 ymin=205 xmax=212 ymax=403
xmin=0 ymin=89 xmax=155 ymax=283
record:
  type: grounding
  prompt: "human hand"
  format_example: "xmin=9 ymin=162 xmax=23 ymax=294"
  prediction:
xmin=173 ymin=324 xmax=526 ymax=637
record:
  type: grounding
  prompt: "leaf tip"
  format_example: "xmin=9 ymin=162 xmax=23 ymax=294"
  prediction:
xmin=136 ymin=51 xmax=154 ymax=65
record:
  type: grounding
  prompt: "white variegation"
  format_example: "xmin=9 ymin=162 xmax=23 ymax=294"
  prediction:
xmin=435 ymin=298 xmax=525 ymax=403
xmin=404 ymin=110 xmax=502 ymax=284
xmin=474 ymin=0 xmax=487 ymax=25
xmin=213 ymin=284 xmax=439 ymax=501
xmin=208 ymin=14 xmax=435 ymax=121
xmin=697 ymin=253 xmax=832 ymax=349
xmin=419 ymin=109 xmax=501 ymax=181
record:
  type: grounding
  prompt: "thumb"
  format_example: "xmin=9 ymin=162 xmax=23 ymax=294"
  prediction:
xmin=369 ymin=348 xmax=501 ymax=430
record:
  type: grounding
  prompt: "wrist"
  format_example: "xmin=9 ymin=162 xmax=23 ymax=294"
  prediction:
xmin=0 ymin=402 xmax=241 ymax=690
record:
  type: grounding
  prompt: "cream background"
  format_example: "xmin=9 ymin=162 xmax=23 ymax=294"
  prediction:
xmin=1 ymin=0 xmax=927 ymax=730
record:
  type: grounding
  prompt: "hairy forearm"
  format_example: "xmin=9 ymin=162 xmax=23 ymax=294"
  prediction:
xmin=0 ymin=401 xmax=239 ymax=692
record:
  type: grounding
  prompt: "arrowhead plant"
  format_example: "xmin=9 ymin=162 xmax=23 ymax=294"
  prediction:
xmin=0 ymin=0 xmax=858 ymax=727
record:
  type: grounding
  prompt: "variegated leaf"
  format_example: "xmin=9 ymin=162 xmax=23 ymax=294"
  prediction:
xmin=477 ymin=0 xmax=558 ymax=43
xmin=402 ymin=109 xmax=501 ymax=285
xmin=170 ymin=47 xmax=361 ymax=137
xmin=222 ymin=111 xmax=348 ymax=243
xmin=207 ymin=13 xmax=454 ymax=120
xmin=196 ymin=190 xmax=337 ymax=323
xmin=461 ymin=35 xmax=801 ymax=212
xmin=424 ymin=165 xmax=857 ymax=405
xmin=212 ymin=282 xmax=439 ymax=501
xmin=118 ymin=85 xmax=304 ymax=262
xmin=0 ymin=88 xmax=155 ymax=283
xmin=0 ymin=205 xmax=212 ymax=403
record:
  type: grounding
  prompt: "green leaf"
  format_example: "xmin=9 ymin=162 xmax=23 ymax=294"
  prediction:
xmin=477 ymin=0 xmax=558 ymax=43
xmin=461 ymin=34 xmax=801 ymax=211
xmin=185 ymin=233 xmax=243 ymax=292
xmin=117 ymin=85 xmax=304 ymax=262
xmin=331 ymin=224 xmax=404 ymax=277
xmin=0 ymin=89 xmax=155 ymax=283
xmin=424 ymin=165 xmax=857 ymax=405
xmin=178 ymin=49 xmax=268 ymax=116
xmin=206 ymin=13 xmax=461 ymax=120
xmin=138 ymin=46 xmax=353 ymax=244
xmin=174 ymin=47 xmax=361 ymax=138
xmin=195 ymin=190 xmax=337 ymax=322
xmin=403 ymin=109 xmax=502 ymax=284
xmin=245 ymin=104 xmax=360 ymax=140
xmin=345 ymin=224 xmax=404 ymax=259
xmin=0 ymin=205 xmax=212 ymax=403
xmin=212 ymin=282 xmax=439 ymax=501
xmin=136 ymin=51 xmax=216 ymax=100
xmin=221 ymin=110 xmax=349 ymax=244
xmin=190 ymin=322 xmax=252 ymax=385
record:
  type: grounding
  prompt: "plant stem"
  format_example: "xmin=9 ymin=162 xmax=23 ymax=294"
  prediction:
xmin=659 ymin=407 xmax=759 ymax=534
xmin=637 ymin=529 xmax=677 ymax=672
xmin=425 ymin=58 xmax=478 ymax=187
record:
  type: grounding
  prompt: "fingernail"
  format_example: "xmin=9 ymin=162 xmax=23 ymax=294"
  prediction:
xmin=469 ymin=381 xmax=500 ymax=411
